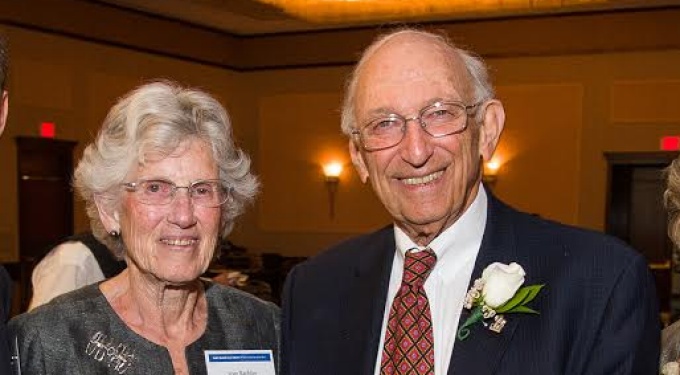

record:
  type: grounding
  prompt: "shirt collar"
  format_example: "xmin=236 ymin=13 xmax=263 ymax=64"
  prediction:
xmin=394 ymin=187 xmax=488 ymax=261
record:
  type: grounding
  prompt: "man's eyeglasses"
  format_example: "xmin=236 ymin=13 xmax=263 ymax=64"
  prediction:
xmin=122 ymin=179 xmax=229 ymax=208
xmin=351 ymin=101 xmax=481 ymax=151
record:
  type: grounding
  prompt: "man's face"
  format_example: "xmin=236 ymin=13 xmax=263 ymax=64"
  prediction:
xmin=349 ymin=35 xmax=503 ymax=245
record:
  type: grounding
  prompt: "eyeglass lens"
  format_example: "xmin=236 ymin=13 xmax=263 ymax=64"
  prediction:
xmin=128 ymin=179 xmax=227 ymax=207
xmin=358 ymin=102 xmax=472 ymax=150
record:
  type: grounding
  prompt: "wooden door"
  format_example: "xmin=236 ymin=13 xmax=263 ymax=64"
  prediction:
xmin=16 ymin=136 xmax=76 ymax=309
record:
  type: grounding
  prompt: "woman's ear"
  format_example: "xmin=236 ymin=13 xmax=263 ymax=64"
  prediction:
xmin=349 ymin=139 xmax=369 ymax=183
xmin=94 ymin=194 xmax=120 ymax=233
xmin=478 ymin=99 xmax=505 ymax=162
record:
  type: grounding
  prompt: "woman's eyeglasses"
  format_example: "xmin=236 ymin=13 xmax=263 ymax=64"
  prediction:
xmin=122 ymin=179 xmax=230 ymax=208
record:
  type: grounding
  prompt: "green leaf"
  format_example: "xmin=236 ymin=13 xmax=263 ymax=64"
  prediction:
xmin=495 ymin=286 xmax=531 ymax=313
xmin=505 ymin=305 xmax=540 ymax=314
xmin=518 ymin=284 xmax=545 ymax=305
xmin=496 ymin=284 xmax=544 ymax=313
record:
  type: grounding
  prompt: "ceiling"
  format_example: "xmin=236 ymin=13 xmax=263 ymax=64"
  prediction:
xmin=93 ymin=0 xmax=680 ymax=36
xmin=94 ymin=0 xmax=309 ymax=35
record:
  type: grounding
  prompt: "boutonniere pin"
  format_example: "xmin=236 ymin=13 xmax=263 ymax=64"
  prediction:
xmin=457 ymin=262 xmax=544 ymax=341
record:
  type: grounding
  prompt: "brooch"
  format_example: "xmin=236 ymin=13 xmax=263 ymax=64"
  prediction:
xmin=85 ymin=331 xmax=136 ymax=374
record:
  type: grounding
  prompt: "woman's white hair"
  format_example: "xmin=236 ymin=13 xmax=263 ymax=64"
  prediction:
xmin=73 ymin=80 xmax=258 ymax=258
xmin=340 ymin=28 xmax=495 ymax=137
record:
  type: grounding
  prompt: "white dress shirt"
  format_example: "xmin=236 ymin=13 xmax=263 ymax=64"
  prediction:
xmin=374 ymin=189 xmax=487 ymax=375
xmin=28 ymin=241 xmax=105 ymax=310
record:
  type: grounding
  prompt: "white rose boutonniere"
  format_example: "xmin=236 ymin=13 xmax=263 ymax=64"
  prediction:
xmin=482 ymin=262 xmax=526 ymax=308
xmin=457 ymin=262 xmax=544 ymax=341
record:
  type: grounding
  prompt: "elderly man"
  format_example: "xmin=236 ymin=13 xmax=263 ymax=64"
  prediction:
xmin=0 ymin=35 xmax=12 ymax=375
xmin=281 ymin=29 xmax=659 ymax=375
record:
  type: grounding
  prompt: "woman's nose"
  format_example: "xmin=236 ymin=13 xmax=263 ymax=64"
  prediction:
xmin=167 ymin=189 xmax=197 ymax=228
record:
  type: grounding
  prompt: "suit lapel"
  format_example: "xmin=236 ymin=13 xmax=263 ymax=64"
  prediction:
xmin=342 ymin=226 xmax=396 ymax=374
xmin=448 ymin=192 xmax=521 ymax=375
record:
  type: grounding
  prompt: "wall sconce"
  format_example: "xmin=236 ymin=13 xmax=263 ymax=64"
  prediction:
xmin=323 ymin=162 xmax=343 ymax=219
xmin=483 ymin=160 xmax=500 ymax=185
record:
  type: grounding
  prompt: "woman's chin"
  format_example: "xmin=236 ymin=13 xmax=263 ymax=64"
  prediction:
xmin=147 ymin=267 xmax=204 ymax=286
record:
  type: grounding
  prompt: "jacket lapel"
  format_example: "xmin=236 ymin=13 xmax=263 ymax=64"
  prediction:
xmin=448 ymin=192 xmax=521 ymax=375
xmin=343 ymin=226 xmax=396 ymax=374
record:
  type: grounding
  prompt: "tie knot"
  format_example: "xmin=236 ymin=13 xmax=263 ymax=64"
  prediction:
xmin=402 ymin=248 xmax=437 ymax=287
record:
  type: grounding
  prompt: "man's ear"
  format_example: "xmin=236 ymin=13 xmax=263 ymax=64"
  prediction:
xmin=94 ymin=194 xmax=120 ymax=233
xmin=0 ymin=90 xmax=8 ymax=136
xmin=349 ymin=139 xmax=370 ymax=183
xmin=478 ymin=99 xmax=505 ymax=161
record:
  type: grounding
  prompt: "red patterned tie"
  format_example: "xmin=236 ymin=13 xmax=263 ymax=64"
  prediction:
xmin=381 ymin=248 xmax=437 ymax=375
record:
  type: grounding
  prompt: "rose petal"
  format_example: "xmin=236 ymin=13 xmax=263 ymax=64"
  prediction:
xmin=481 ymin=262 xmax=526 ymax=308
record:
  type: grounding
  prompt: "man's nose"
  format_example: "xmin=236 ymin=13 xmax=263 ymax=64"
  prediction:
xmin=399 ymin=118 xmax=433 ymax=166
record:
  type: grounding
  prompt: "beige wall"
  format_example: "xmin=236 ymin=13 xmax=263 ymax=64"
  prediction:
xmin=0 ymin=26 xmax=247 ymax=261
xmin=1 ymin=19 xmax=680 ymax=261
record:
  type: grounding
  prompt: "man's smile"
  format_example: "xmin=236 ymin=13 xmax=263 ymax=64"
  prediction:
xmin=400 ymin=170 xmax=444 ymax=186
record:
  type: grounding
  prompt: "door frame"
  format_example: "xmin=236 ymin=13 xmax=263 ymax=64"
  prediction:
xmin=604 ymin=151 xmax=678 ymax=241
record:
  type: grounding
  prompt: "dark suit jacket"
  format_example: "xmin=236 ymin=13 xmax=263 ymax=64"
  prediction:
xmin=0 ymin=266 xmax=12 ymax=375
xmin=281 ymin=194 xmax=660 ymax=375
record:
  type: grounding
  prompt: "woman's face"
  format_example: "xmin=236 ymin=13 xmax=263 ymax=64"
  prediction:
xmin=115 ymin=138 xmax=222 ymax=284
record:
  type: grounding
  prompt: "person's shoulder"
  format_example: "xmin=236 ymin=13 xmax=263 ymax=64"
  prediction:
xmin=0 ymin=266 xmax=10 ymax=320
xmin=206 ymin=282 xmax=279 ymax=316
xmin=10 ymin=284 xmax=103 ymax=334
xmin=299 ymin=225 xmax=393 ymax=269
xmin=500 ymin=201 xmax=643 ymax=265
xmin=206 ymin=283 xmax=280 ymax=351
xmin=43 ymin=240 xmax=97 ymax=265
xmin=529 ymin=213 xmax=635 ymax=252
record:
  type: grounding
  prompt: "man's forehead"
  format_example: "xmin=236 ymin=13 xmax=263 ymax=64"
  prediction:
xmin=355 ymin=39 xmax=471 ymax=107
xmin=370 ymin=36 xmax=448 ymax=65
xmin=365 ymin=35 xmax=467 ymax=77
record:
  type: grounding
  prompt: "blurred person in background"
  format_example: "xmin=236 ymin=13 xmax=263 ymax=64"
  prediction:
xmin=28 ymin=231 xmax=126 ymax=310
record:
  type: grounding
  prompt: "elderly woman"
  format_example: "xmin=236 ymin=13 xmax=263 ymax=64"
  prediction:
xmin=9 ymin=81 xmax=279 ymax=374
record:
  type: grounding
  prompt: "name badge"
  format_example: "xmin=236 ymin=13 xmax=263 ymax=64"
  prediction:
xmin=204 ymin=350 xmax=276 ymax=375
